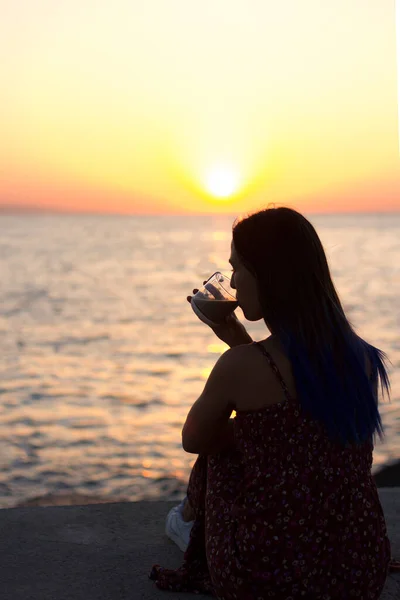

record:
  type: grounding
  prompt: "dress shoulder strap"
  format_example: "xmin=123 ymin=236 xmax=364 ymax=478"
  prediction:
xmin=253 ymin=341 xmax=294 ymax=402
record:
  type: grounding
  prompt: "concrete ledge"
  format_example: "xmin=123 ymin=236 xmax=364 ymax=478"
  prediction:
xmin=0 ymin=491 xmax=399 ymax=599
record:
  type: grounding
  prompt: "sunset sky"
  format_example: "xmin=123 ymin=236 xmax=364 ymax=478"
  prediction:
xmin=1 ymin=0 xmax=399 ymax=214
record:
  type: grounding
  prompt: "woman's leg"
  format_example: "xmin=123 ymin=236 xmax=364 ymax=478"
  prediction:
xmin=182 ymin=497 xmax=195 ymax=522
xmin=150 ymin=454 xmax=215 ymax=594
xmin=151 ymin=449 xmax=244 ymax=595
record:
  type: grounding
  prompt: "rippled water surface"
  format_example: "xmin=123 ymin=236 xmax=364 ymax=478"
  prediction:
xmin=0 ymin=213 xmax=399 ymax=508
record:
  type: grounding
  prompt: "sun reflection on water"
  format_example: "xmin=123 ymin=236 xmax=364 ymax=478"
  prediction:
xmin=207 ymin=343 xmax=227 ymax=354
xmin=201 ymin=367 xmax=212 ymax=380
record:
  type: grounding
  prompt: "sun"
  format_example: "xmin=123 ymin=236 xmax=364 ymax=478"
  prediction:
xmin=205 ymin=166 xmax=240 ymax=199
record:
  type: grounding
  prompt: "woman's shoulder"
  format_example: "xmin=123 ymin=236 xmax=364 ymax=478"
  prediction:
xmin=232 ymin=337 xmax=298 ymax=412
xmin=233 ymin=335 xmax=374 ymax=413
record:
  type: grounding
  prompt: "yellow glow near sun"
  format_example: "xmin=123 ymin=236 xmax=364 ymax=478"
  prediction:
xmin=205 ymin=166 xmax=240 ymax=199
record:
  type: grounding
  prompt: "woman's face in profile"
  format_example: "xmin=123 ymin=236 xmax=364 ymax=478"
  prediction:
xmin=229 ymin=240 xmax=263 ymax=322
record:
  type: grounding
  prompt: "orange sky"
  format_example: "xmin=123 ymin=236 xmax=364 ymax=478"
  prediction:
xmin=1 ymin=0 xmax=399 ymax=214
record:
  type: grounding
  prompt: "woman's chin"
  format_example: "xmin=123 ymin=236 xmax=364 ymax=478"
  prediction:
xmin=244 ymin=310 xmax=263 ymax=323
xmin=239 ymin=305 xmax=260 ymax=322
xmin=241 ymin=308 xmax=252 ymax=321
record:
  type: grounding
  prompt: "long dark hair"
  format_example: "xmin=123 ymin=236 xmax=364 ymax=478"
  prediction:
xmin=232 ymin=206 xmax=391 ymax=446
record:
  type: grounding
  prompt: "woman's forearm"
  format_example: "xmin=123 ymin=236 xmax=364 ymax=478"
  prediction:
xmin=205 ymin=418 xmax=236 ymax=454
xmin=228 ymin=332 xmax=253 ymax=348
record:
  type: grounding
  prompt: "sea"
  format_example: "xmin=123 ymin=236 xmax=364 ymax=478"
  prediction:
xmin=0 ymin=213 xmax=399 ymax=509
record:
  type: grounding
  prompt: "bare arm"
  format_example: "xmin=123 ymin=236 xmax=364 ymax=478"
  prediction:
xmin=202 ymin=418 xmax=236 ymax=454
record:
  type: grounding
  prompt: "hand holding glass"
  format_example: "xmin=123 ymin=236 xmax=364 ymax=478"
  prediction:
xmin=189 ymin=272 xmax=239 ymax=327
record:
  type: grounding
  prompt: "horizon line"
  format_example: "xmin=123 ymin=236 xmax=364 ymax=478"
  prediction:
xmin=0 ymin=205 xmax=399 ymax=217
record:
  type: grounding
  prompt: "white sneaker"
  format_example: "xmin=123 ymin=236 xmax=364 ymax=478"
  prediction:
xmin=165 ymin=496 xmax=194 ymax=552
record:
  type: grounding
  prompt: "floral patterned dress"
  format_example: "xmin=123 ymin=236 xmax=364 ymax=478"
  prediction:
xmin=149 ymin=341 xmax=393 ymax=599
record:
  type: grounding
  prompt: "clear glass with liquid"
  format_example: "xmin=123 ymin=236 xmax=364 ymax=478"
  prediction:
xmin=190 ymin=271 xmax=239 ymax=326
